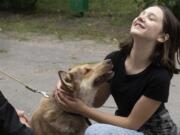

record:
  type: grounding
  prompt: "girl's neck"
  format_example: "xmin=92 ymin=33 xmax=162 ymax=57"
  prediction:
xmin=128 ymin=38 xmax=155 ymax=68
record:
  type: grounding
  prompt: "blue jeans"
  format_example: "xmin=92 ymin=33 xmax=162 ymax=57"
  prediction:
xmin=85 ymin=123 xmax=144 ymax=135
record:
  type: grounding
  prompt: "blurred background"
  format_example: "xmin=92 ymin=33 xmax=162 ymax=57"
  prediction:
xmin=0 ymin=0 xmax=179 ymax=43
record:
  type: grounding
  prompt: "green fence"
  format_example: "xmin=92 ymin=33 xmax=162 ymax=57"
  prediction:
xmin=69 ymin=0 xmax=89 ymax=12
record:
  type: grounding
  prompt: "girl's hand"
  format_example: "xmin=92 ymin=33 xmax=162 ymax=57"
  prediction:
xmin=54 ymin=88 xmax=87 ymax=115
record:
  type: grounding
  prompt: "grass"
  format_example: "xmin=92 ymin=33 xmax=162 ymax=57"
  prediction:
xmin=0 ymin=0 xmax=139 ymax=42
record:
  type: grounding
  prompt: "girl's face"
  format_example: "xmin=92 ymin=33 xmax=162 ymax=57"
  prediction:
xmin=130 ymin=6 xmax=164 ymax=42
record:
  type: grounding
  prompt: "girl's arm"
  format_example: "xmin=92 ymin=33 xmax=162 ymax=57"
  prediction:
xmin=57 ymin=92 xmax=161 ymax=130
xmin=92 ymin=83 xmax=111 ymax=108
xmin=82 ymin=95 xmax=161 ymax=130
xmin=56 ymin=80 xmax=111 ymax=108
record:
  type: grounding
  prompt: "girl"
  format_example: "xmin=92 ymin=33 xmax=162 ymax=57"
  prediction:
xmin=55 ymin=5 xmax=180 ymax=135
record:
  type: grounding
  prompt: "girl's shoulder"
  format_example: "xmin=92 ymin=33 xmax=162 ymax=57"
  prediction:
xmin=149 ymin=64 xmax=173 ymax=82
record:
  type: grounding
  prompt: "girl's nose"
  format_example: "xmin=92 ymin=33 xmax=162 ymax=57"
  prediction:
xmin=137 ymin=15 xmax=145 ymax=22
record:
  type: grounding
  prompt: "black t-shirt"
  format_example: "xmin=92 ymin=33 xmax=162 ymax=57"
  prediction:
xmin=105 ymin=50 xmax=172 ymax=117
xmin=0 ymin=91 xmax=34 ymax=135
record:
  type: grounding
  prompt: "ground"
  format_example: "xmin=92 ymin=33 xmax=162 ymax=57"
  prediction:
xmin=0 ymin=33 xmax=179 ymax=130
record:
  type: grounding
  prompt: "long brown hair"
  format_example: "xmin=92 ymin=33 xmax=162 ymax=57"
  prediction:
xmin=119 ymin=5 xmax=180 ymax=74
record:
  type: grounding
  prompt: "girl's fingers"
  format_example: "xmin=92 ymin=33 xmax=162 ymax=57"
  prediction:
xmin=55 ymin=91 xmax=62 ymax=103
xmin=60 ymin=90 xmax=74 ymax=97
xmin=56 ymin=80 xmax=61 ymax=89
xmin=54 ymin=90 xmax=62 ymax=103
xmin=57 ymin=91 xmax=75 ymax=102
xmin=65 ymin=95 xmax=76 ymax=101
xmin=57 ymin=91 xmax=67 ymax=103
xmin=55 ymin=88 xmax=76 ymax=109
xmin=55 ymin=90 xmax=67 ymax=106
xmin=56 ymin=87 xmax=74 ymax=97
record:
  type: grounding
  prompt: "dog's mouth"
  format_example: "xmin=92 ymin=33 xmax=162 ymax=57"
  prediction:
xmin=93 ymin=71 xmax=114 ymax=87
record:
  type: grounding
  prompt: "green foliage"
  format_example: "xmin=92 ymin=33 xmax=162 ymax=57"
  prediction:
xmin=89 ymin=0 xmax=138 ymax=16
xmin=172 ymin=0 xmax=180 ymax=20
xmin=35 ymin=0 xmax=138 ymax=17
xmin=0 ymin=0 xmax=37 ymax=10
xmin=36 ymin=0 xmax=68 ymax=14
xmin=0 ymin=0 xmax=139 ymax=41
xmin=134 ymin=0 xmax=180 ymax=20
xmin=134 ymin=0 xmax=177 ymax=9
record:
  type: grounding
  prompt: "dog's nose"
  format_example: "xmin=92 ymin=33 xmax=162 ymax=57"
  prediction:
xmin=105 ymin=59 xmax=112 ymax=64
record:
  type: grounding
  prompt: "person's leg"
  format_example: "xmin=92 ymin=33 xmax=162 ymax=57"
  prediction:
xmin=85 ymin=123 xmax=144 ymax=135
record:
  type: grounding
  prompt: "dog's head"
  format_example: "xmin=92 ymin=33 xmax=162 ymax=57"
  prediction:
xmin=58 ymin=59 xmax=114 ymax=105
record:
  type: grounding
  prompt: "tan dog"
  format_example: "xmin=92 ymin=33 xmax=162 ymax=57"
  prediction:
xmin=30 ymin=59 xmax=114 ymax=135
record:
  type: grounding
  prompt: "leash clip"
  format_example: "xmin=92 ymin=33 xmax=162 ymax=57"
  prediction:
xmin=25 ymin=86 xmax=49 ymax=98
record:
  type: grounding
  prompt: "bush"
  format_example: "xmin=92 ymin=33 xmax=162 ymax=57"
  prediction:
xmin=134 ymin=0 xmax=180 ymax=20
xmin=172 ymin=0 xmax=180 ymax=20
xmin=0 ymin=0 xmax=37 ymax=10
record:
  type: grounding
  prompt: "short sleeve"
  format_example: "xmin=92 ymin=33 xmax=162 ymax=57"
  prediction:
xmin=143 ymin=69 xmax=172 ymax=102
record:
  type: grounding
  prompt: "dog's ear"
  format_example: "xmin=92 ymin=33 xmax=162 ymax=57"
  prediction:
xmin=58 ymin=71 xmax=73 ymax=92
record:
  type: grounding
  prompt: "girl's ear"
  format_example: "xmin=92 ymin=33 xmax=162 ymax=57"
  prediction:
xmin=157 ymin=33 xmax=169 ymax=43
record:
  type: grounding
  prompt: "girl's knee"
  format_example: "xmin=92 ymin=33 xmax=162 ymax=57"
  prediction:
xmin=85 ymin=123 xmax=125 ymax=135
xmin=85 ymin=124 xmax=107 ymax=135
xmin=85 ymin=123 xmax=144 ymax=135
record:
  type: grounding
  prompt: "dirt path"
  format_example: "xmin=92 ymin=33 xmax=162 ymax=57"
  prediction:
xmin=0 ymin=33 xmax=179 ymax=128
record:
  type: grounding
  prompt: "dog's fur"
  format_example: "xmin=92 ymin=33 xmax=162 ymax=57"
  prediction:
xmin=30 ymin=59 xmax=114 ymax=135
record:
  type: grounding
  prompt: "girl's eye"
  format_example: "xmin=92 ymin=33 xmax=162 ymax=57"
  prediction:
xmin=149 ymin=17 xmax=154 ymax=20
xmin=148 ymin=14 xmax=156 ymax=21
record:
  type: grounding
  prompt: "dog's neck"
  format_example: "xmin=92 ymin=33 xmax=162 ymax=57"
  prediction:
xmin=51 ymin=82 xmax=97 ymax=107
xmin=49 ymin=89 xmax=83 ymax=117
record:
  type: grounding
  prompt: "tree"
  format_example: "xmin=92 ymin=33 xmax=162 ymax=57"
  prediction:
xmin=0 ymin=0 xmax=37 ymax=10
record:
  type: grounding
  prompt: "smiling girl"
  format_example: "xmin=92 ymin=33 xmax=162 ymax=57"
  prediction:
xmin=55 ymin=5 xmax=180 ymax=135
